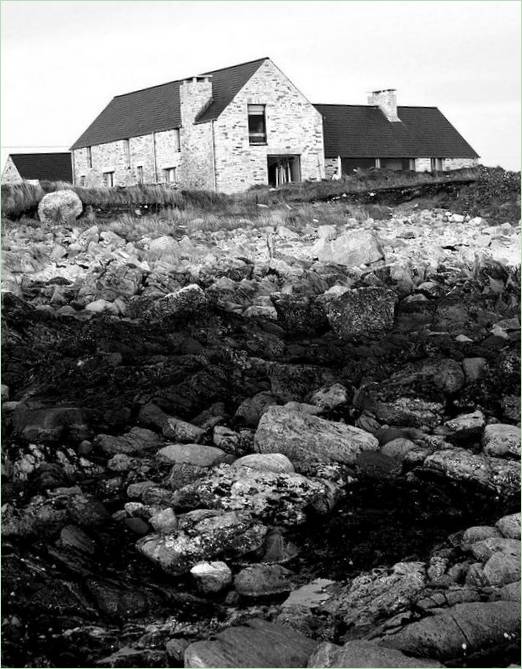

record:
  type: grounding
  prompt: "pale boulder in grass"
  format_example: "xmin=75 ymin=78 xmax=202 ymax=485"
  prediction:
xmin=38 ymin=190 xmax=82 ymax=225
xmin=254 ymin=406 xmax=379 ymax=465
xmin=313 ymin=230 xmax=383 ymax=267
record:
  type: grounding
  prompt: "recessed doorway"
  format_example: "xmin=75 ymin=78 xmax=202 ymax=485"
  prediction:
xmin=267 ymin=155 xmax=301 ymax=187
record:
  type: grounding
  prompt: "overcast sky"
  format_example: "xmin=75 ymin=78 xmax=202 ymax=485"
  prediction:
xmin=1 ymin=0 xmax=520 ymax=170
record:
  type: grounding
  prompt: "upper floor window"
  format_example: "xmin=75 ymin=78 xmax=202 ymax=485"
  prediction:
xmin=136 ymin=166 xmax=143 ymax=183
xmin=87 ymin=146 xmax=92 ymax=168
xmin=248 ymin=104 xmax=267 ymax=145
xmin=103 ymin=171 xmax=114 ymax=187
xmin=80 ymin=175 xmax=86 ymax=186
xmin=123 ymin=139 xmax=130 ymax=167
xmin=174 ymin=128 xmax=181 ymax=152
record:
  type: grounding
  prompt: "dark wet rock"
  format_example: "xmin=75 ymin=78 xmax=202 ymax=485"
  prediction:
xmin=482 ymin=423 xmax=520 ymax=459
xmin=96 ymin=427 xmax=161 ymax=456
xmin=308 ymin=640 xmax=443 ymax=667
xmin=309 ymin=382 xmax=351 ymax=411
xmin=137 ymin=510 xmax=267 ymax=575
xmin=262 ymin=527 xmax=300 ymax=564
xmin=271 ymin=293 xmax=328 ymax=335
xmin=462 ymin=356 xmax=488 ymax=382
xmin=2 ymin=498 xmax=68 ymax=538
xmin=234 ymin=564 xmax=292 ymax=598
xmin=166 ymin=638 xmax=191 ymax=666
xmin=95 ymin=646 xmax=166 ymax=668
xmin=357 ymin=388 xmax=444 ymax=429
xmin=381 ymin=438 xmax=418 ymax=461
xmin=170 ymin=464 xmax=339 ymax=525
xmin=58 ymin=524 xmax=96 ymax=554
xmin=383 ymin=601 xmax=520 ymax=663
xmin=417 ymin=358 xmax=465 ymax=395
xmin=68 ymin=493 xmax=111 ymax=527
xmin=12 ymin=404 xmax=90 ymax=443
xmin=326 ymin=287 xmax=397 ymax=340
xmin=255 ymin=406 xmax=379 ymax=465
xmin=269 ymin=363 xmax=337 ymax=402
xmin=233 ymin=391 xmax=281 ymax=427
xmin=184 ymin=618 xmax=317 ymax=668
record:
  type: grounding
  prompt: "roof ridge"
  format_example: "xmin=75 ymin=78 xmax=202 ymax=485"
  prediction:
xmin=10 ymin=151 xmax=71 ymax=157
xmin=202 ymin=56 xmax=269 ymax=76
xmin=314 ymin=103 xmax=438 ymax=109
xmin=113 ymin=57 xmax=270 ymax=100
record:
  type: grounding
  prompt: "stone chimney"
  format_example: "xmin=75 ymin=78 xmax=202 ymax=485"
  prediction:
xmin=368 ymin=89 xmax=400 ymax=122
xmin=180 ymin=75 xmax=213 ymax=126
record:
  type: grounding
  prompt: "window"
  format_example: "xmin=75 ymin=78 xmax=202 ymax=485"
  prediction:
xmin=87 ymin=146 xmax=92 ymax=168
xmin=103 ymin=171 xmax=114 ymax=187
xmin=248 ymin=104 xmax=267 ymax=145
xmin=431 ymin=157 xmax=443 ymax=172
xmin=136 ymin=166 xmax=143 ymax=183
xmin=123 ymin=139 xmax=130 ymax=167
xmin=164 ymin=167 xmax=176 ymax=183
xmin=174 ymin=128 xmax=181 ymax=152
xmin=80 ymin=175 xmax=86 ymax=186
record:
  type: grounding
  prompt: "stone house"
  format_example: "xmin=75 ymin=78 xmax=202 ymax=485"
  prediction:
xmin=70 ymin=57 xmax=478 ymax=193
xmin=2 ymin=152 xmax=72 ymax=185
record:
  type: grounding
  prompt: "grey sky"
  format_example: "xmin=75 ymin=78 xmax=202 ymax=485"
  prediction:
xmin=1 ymin=0 xmax=520 ymax=170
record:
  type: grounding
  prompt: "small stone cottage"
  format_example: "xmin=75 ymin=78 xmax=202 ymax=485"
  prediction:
xmin=70 ymin=57 xmax=479 ymax=193
xmin=2 ymin=152 xmax=72 ymax=185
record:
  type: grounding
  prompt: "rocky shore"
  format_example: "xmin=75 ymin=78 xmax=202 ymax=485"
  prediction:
xmin=2 ymin=199 xmax=520 ymax=667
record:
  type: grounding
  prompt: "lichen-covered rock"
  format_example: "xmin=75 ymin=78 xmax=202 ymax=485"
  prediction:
xmin=309 ymin=383 xmax=350 ymax=411
xmin=231 ymin=453 xmax=294 ymax=474
xmin=150 ymin=284 xmax=208 ymax=318
xmin=136 ymin=510 xmax=267 ymax=575
xmin=38 ymin=190 xmax=82 ymax=225
xmin=162 ymin=417 xmax=204 ymax=443
xmin=96 ymin=427 xmax=160 ymax=456
xmin=255 ymin=406 xmax=379 ymax=465
xmin=326 ymin=287 xmax=397 ymax=340
xmin=157 ymin=443 xmax=226 ymax=467
xmin=482 ymin=423 xmax=521 ymax=459
xmin=170 ymin=463 xmax=339 ymax=526
xmin=444 ymin=410 xmax=485 ymax=441
xmin=364 ymin=395 xmax=444 ymax=429
xmin=496 ymin=513 xmax=521 ymax=539
xmin=313 ymin=230 xmax=383 ymax=267
xmin=422 ymin=448 xmax=520 ymax=499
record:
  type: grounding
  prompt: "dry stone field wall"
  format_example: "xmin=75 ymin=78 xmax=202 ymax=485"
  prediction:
xmin=1 ymin=193 xmax=521 ymax=667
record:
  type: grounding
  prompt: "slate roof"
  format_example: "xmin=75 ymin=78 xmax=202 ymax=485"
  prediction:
xmin=71 ymin=57 xmax=268 ymax=149
xmin=314 ymin=104 xmax=479 ymax=159
xmin=9 ymin=152 xmax=72 ymax=182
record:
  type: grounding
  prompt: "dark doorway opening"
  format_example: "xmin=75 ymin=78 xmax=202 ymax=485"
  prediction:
xmin=341 ymin=157 xmax=376 ymax=173
xmin=267 ymin=155 xmax=301 ymax=187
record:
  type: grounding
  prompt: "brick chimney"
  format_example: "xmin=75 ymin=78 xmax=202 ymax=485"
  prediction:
xmin=180 ymin=75 xmax=213 ymax=126
xmin=368 ymin=89 xmax=400 ymax=122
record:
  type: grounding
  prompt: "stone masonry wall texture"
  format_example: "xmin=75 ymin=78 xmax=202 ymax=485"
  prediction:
xmin=2 ymin=157 xmax=22 ymax=184
xmin=212 ymin=59 xmax=325 ymax=193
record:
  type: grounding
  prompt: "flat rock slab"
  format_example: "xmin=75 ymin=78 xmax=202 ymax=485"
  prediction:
xmin=308 ymin=640 xmax=443 ymax=667
xmin=184 ymin=618 xmax=317 ymax=667
xmin=255 ymin=406 xmax=378 ymax=465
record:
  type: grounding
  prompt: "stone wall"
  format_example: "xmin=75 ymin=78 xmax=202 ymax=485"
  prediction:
xmin=73 ymin=128 xmax=183 ymax=186
xmin=324 ymin=158 xmax=339 ymax=179
xmin=212 ymin=59 xmax=325 ymax=193
xmin=443 ymin=157 xmax=479 ymax=171
xmin=2 ymin=157 xmax=22 ymax=184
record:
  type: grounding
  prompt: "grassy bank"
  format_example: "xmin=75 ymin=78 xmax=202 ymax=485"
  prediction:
xmin=1 ymin=166 xmax=485 ymax=220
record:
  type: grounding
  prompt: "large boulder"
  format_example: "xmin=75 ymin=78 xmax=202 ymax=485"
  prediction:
xmin=384 ymin=601 xmax=520 ymax=663
xmin=326 ymin=287 xmax=397 ymax=340
xmin=313 ymin=230 xmax=383 ymax=267
xmin=184 ymin=618 xmax=317 ymax=668
xmin=308 ymin=640 xmax=442 ymax=667
xmin=150 ymin=284 xmax=208 ymax=318
xmin=38 ymin=190 xmax=82 ymax=225
xmin=255 ymin=406 xmax=379 ymax=465
xmin=96 ymin=427 xmax=160 ymax=456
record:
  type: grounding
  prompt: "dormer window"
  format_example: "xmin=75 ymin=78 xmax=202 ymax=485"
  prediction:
xmin=248 ymin=104 xmax=267 ymax=145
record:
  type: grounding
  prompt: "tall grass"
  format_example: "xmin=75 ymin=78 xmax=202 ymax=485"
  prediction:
xmin=1 ymin=165 xmax=508 ymax=222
